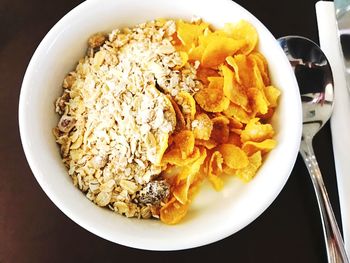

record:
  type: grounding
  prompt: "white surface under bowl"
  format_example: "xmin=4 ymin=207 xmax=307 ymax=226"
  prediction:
xmin=19 ymin=0 xmax=302 ymax=251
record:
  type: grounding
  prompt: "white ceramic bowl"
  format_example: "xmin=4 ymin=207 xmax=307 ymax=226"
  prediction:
xmin=19 ymin=0 xmax=302 ymax=250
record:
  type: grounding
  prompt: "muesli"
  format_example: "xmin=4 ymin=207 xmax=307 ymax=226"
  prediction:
xmin=53 ymin=18 xmax=280 ymax=224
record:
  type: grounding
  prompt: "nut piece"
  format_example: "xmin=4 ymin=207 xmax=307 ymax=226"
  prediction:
xmin=58 ymin=115 xmax=76 ymax=133
xmin=55 ymin=92 xmax=70 ymax=114
xmin=62 ymin=74 xmax=76 ymax=89
xmin=138 ymin=180 xmax=170 ymax=205
xmin=88 ymin=33 xmax=106 ymax=49
xmin=140 ymin=206 xmax=152 ymax=219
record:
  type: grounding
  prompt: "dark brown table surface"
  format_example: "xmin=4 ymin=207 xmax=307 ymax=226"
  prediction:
xmin=0 ymin=0 xmax=341 ymax=262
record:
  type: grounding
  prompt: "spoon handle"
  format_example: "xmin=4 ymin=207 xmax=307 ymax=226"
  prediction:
xmin=300 ymin=138 xmax=349 ymax=263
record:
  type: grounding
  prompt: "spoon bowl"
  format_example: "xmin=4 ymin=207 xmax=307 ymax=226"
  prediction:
xmin=279 ymin=36 xmax=334 ymax=138
xmin=278 ymin=36 xmax=348 ymax=263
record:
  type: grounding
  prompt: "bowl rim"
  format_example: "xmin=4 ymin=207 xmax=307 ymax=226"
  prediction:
xmin=18 ymin=0 xmax=302 ymax=250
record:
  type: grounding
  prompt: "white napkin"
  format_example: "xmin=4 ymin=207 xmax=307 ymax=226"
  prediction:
xmin=316 ymin=1 xmax=350 ymax=254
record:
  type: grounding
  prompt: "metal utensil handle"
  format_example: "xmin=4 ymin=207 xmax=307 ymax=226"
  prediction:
xmin=300 ymin=138 xmax=349 ymax=263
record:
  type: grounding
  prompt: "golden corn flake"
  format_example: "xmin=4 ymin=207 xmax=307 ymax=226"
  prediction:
xmin=195 ymin=139 xmax=218 ymax=149
xmin=167 ymin=95 xmax=186 ymax=131
xmin=223 ymin=102 xmax=251 ymax=124
xmin=227 ymin=116 xmax=243 ymax=130
xmin=173 ymin=130 xmax=195 ymax=158
xmin=191 ymin=32 xmax=227 ymax=62
xmin=241 ymin=118 xmax=274 ymax=143
xmin=192 ymin=113 xmax=213 ymax=140
xmin=236 ymin=151 xmax=262 ymax=182
xmin=247 ymin=87 xmax=269 ymax=115
xmin=227 ymin=132 xmax=242 ymax=147
xmin=222 ymin=165 xmax=236 ymax=176
xmin=208 ymin=151 xmax=224 ymax=191
xmin=242 ymin=139 xmax=277 ymax=155
xmin=218 ymin=144 xmax=249 ymax=169
xmin=173 ymin=147 xmax=207 ymax=204
xmin=257 ymin=107 xmax=275 ymax=120
xmin=225 ymin=56 xmax=240 ymax=83
xmin=173 ymin=178 xmax=190 ymax=205
xmin=249 ymin=52 xmax=270 ymax=86
xmin=231 ymin=128 xmax=242 ymax=135
xmin=160 ymin=197 xmax=189 ymax=225
xmin=177 ymin=147 xmax=207 ymax=181
xmin=201 ymin=37 xmax=246 ymax=68
xmin=264 ymin=85 xmax=281 ymax=108
xmin=176 ymin=20 xmax=208 ymax=50
xmin=210 ymin=115 xmax=230 ymax=144
xmin=188 ymin=44 xmax=205 ymax=61
xmin=177 ymin=51 xmax=189 ymax=69
xmin=194 ymin=77 xmax=230 ymax=112
xmin=252 ymin=62 xmax=266 ymax=91
xmin=196 ymin=66 xmax=220 ymax=85
xmin=178 ymin=91 xmax=197 ymax=121
xmin=162 ymin=146 xmax=200 ymax=166
xmin=221 ymin=64 xmax=249 ymax=110
xmin=222 ymin=21 xmax=258 ymax=54
xmin=231 ymin=54 xmax=254 ymax=88
xmin=158 ymin=18 xmax=280 ymax=224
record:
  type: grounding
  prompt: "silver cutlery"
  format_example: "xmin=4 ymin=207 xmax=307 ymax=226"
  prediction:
xmin=278 ymin=36 xmax=349 ymax=263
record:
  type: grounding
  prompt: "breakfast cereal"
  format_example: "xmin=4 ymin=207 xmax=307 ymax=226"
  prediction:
xmin=53 ymin=18 xmax=280 ymax=224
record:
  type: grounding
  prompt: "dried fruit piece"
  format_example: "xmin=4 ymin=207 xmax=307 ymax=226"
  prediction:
xmin=138 ymin=180 xmax=170 ymax=205
xmin=58 ymin=115 xmax=76 ymax=133
xmin=88 ymin=33 xmax=106 ymax=49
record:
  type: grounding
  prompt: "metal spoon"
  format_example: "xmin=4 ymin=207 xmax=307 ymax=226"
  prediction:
xmin=278 ymin=36 xmax=348 ymax=263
